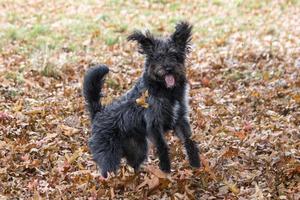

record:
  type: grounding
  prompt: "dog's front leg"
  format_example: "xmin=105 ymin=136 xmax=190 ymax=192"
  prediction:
xmin=147 ymin=124 xmax=171 ymax=173
xmin=175 ymin=118 xmax=200 ymax=168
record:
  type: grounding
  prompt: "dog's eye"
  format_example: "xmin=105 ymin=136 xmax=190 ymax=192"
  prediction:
xmin=150 ymin=64 xmax=157 ymax=69
xmin=151 ymin=54 xmax=163 ymax=61
xmin=168 ymin=52 xmax=178 ymax=61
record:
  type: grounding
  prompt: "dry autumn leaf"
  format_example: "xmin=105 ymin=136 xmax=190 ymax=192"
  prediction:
xmin=147 ymin=165 xmax=168 ymax=179
xmin=184 ymin=185 xmax=195 ymax=200
xmin=233 ymin=131 xmax=247 ymax=140
xmin=222 ymin=147 xmax=239 ymax=159
xmin=136 ymin=90 xmax=149 ymax=108
xmin=252 ymin=182 xmax=264 ymax=200
xmin=223 ymin=179 xmax=240 ymax=195
xmin=137 ymin=175 xmax=160 ymax=191
xmin=67 ymin=148 xmax=83 ymax=164
xmin=292 ymin=93 xmax=300 ymax=104
xmin=59 ymin=124 xmax=80 ymax=136
xmin=0 ymin=112 xmax=12 ymax=121
xmin=200 ymin=155 xmax=217 ymax=181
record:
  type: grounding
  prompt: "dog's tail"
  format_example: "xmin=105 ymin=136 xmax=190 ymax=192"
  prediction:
xmin=83 ymin=65 xmax=109 ymax=120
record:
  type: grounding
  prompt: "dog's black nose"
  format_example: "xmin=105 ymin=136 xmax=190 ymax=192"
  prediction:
xmin=165 ymin=66 xmax=172 ymax=73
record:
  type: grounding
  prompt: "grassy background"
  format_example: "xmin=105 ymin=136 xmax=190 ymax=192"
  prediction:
xmin=1 ymin=0 xmax=299 ymax=80
xmin=1 ymin=0 xmax=299 ymax=55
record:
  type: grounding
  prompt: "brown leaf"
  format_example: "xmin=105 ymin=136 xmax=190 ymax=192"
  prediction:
xmin=13 ymin=99 xmax=23 ymax=112
xmin=251 ymin=90 xmax=261 ymax=98
xmin=204 ymin=96 xmax=215 ymax=106
xmin=201 ymin=77 xmax=211 ymax=87
xmin=223 ymin=179 xmax=240 ymax=195
xmin=67 ymin=148 xmax=83 ymax=164
xmin=252 ymin=182 xmax=264 ymax=200
xmin=292 ymin=93 xmax=300 ymax=104
xmin=147 ymin=165 xmax=167 ymax=179
xmin=59 ymin=124 xmax=80 ymax=136
xmin=21 ymin=154 xmax=30 ymax=162
xmin=0 ymin=112 xmax=12 ymax=121
xmin=262 ymin=71 xmax=270 ymax=81
xmin=185 ymin=185 xmax=195 ymax=200
xmin=136 ymin=90 xmax=149 ymax=108
xmin=243 ymin=122 xmax=253 ymax=132
xmin=28 ymin=179 xmax=39 ymax=191
xmin=137 ymin=175 xmax=160 ymax=191
xmin=200 ymin=155 xmax=217 ymax=180
xmin=233 ymin=131 xmax=246 ymax=140
xmin=33 ymin=190 xmax=41 ymax=200
xmin=44 ymin=133 xmax=58 ymax=140
xmin=222 ymin=147 xmax=239 ymax=158
xmin=147 ymin=176 xmax=160 ymax=191
xmin=110 ymin=187 xmax=115 ymax=199
xmin=25 ymin=109 xmax=45 ymax=115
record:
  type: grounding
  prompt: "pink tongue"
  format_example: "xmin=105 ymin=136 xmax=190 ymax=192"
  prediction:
xmin=165 ymin=75 xmax=175 ymax=88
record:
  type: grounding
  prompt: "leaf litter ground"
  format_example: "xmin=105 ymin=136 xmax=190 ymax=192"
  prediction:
xmin=0 ymin=1 xmax=299 ymax=199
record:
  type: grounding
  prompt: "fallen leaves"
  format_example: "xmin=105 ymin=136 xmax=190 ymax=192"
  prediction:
xmin=1 ymin=0 xmax=300 ymax=199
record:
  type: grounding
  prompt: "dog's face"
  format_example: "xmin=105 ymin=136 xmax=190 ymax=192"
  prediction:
xmin=128 ymin=22 xmax=192 ymax=88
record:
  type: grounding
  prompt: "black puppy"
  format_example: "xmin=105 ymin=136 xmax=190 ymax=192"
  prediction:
xmin=83 ymin=22 xmax=200 ymax=178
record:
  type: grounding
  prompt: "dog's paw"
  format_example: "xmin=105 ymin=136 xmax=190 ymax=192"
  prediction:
xmin=159 ymin=162 xmax=171 ymax=173
xmin=101 ymin=170 xmax=118 ymax=179
xmin=133 ymin=165 xmax=141 ymax=173
xmin=189 ymin=156 xmax=201 ymax=168
xmin=184 ymin=139 xmax=201 ymax=168
xmin=101 ymin=170 xmax=108 ymax=178
xmin=188 ymin=150 xmax=201 ymax=168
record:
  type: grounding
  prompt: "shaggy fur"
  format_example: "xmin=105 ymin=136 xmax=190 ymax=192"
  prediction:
xmin=83 ymin=22 xmax=200 ymax=178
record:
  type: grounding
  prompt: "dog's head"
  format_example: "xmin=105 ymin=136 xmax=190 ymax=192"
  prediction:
xmin=128 ymin=21 xmax=192 ymax=89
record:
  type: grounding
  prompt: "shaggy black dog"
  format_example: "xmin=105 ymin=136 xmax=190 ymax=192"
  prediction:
xmin=83 ymin=22 xmax=200 ymax=178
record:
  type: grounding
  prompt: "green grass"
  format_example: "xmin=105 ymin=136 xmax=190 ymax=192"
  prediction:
xmin=40 ymin=63 xmax=61 ymax=79
xmin=169 ymin=3 xmax=180 ymax=11
xmin=29 ymin=24 xmax=50 ymax=39
xmin=5 ymin=71 xmax=24 ymax=84
xmin=0 ymin=0 xmax=299 ymax=77
xmin=105 ymin=36 xmax=119 ymax=46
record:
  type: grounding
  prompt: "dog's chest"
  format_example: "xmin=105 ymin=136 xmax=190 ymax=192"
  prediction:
xmin=159 ymin=100 xmax=181 ymax=131
xmin=146 ymin=84 xmax=189 ymax=130
xmin=172 ymin=101 xmax=180 ymax=124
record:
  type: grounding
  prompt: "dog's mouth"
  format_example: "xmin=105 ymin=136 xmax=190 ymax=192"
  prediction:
xmin=164 ymin=74 xmax=175 ymax=88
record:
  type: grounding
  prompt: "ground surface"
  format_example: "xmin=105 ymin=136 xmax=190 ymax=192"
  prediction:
xmin=0 ymin=0 xmax=299 ymax=199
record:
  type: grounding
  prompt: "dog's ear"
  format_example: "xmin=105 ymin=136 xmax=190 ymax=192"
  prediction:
xmin=128 ymin=30 xmax=155 ymax=55
xmin=171 ymin=21 xmax=192 ymax=53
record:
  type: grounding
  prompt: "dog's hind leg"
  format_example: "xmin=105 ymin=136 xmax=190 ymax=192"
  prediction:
xmin=88 ymin=130 xmax=122 ymax=178
xmin=122 ymin=136 xmax=148 ymax=172
xmin=174 ymin=118 xmax=200 ymax=168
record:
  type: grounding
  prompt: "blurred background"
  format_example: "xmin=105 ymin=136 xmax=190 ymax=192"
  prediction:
xmin=0 ymin=0 xmax=299 ymax=199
